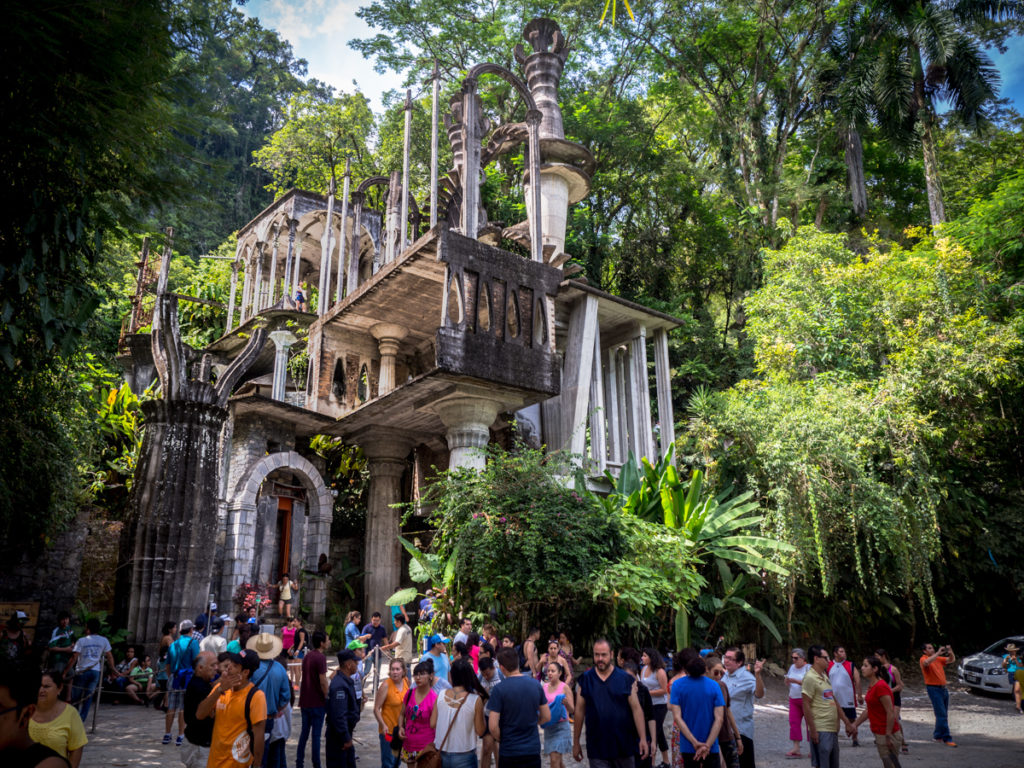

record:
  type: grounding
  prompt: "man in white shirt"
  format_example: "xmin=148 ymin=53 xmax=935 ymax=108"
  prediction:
xmin=67 ymin=618 xmax=117 ymax=723
xmin=827 ymin=646 xmax=861 ymax=746
xmin=199 ymin=616 xmax=227 ymax=655
xmin=453 ymin=617 xmax=472 ymax=646
xmin=381 ymin=613 xmax=414 ymax=680
xmin=722 ymin=646 xmax=765 ymax=768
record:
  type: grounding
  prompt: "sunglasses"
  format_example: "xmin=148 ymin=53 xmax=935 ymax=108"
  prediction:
xmin=0 ymin=704 xmax=21 ymax=718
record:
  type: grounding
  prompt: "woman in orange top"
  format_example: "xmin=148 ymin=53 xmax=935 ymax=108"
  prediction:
xmin=375 ymin=658 xmax=411 ymax=768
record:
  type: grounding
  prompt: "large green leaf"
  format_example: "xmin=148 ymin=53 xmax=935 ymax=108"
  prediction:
xmin=386 ymin=587 xmax=418 ymax=607
xmin=726 ymin=595 xmax=783 ymax=643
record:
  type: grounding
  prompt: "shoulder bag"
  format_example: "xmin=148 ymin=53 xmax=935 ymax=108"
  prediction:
xmin=414 ymin=691 xmax=468 ymax=768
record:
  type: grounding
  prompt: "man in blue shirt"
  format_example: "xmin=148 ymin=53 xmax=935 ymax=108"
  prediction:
xmin=247 ymin=632 xmax=291 ymax=768
xmin=362 ymin=613 xmax=389 ymax=681
xmin=487 ymin=647 xmax=550 ymax=768
xmin=670 ymin=653 xmax=725 ymax=766
xmin=327 ymin=650 xmax=361 ymax=768
xmin=722 ymin=647 xmax=765 ymax=768
xmin=573 ymin=639 xmax=649 ymax=768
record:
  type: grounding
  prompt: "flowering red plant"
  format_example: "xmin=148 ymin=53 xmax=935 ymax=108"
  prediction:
xmin=233 ymin=581 xmax=271 ymax=613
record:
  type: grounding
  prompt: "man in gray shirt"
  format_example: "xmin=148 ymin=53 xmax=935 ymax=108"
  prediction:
xmin=722 ymin=647 xmax=765 ymax=768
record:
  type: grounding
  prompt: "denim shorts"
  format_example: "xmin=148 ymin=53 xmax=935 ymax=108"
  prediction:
xmin=441 ymin=751 xmax=478 ymax=768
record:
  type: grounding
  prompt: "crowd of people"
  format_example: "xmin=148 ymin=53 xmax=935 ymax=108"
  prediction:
xmin=0 ymin=603 xmax=984 ymax=768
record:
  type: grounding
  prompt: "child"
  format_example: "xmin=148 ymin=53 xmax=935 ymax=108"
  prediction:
xmin=276 ymin=573 xmax=294 ymax=619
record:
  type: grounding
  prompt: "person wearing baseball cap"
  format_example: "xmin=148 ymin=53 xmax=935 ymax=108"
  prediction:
xmin=246 ymin=633 xmax=290 ymax=766
xmin=326 ymin=651 xmax=361 ymax=768
xmin=197 ymin=648 xmax=266 ymax=767
xmin=425 ymin=634 xmax=451 ymax=691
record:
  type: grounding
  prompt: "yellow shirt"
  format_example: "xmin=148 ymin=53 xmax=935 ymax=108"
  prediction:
xmin=29 ymin=704 xmax=88 ymax=757
xmin=801 ymin=667 xmax=838 ymax=732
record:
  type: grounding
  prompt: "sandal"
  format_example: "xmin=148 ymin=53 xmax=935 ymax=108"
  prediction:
xmin=785 ymin=752 xmax=802 ymax=759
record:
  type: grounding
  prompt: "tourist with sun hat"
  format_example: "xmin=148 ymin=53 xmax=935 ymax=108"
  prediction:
xmin=247 ymin=631 xmax=291 ymax=767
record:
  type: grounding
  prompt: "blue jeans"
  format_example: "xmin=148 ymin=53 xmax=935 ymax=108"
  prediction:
xmin=926 ymin=684 xmax=951 ymax=741
xmin=379 ymin=733 xmax=396 ymax=768
xmin=73 ymin=669 xmax=100 ymax=722
xmin=442 ymin=751 xmax=478 ymax=768
xmin=265 ymin=736 xmax=288 ymax=768
xmin=298 ymin=707 xmax=326 ymax=768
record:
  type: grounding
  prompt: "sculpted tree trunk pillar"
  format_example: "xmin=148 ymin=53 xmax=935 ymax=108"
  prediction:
xmin=359 ymin=431 xmax=413 ymax=614
xmin=122 ymin=229 xmax=275 ymax=643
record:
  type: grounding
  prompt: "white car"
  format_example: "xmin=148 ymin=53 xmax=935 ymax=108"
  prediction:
xmin=958 ymin=635 xmax=1024 ymax=695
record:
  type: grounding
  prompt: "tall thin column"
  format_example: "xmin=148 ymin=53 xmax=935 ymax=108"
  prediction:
xmin=319 ymin=179 xmax=336 ymax=316
xmin=628 ymin=327 xmax=654 ymax=460
xmin=525 ymin=109 xmax=544 ymax=262
xmin=226 ymin=245 xmax=240 ymax=332
xmin=336 ymin=158 xmax=351 ymax=301
xmin=460 ymin=82 xmax=479 ymax=239
xmin=292 ymin=239 xmax=303 ymax=301
xmin=400 ymin=90 xmax=412 ymax=251
xmin=430 ymin=61 xmax=440 ymax=229
xmin=283 ymin=219 xmax=297 ymax=302
xmin=347 ymin=193 xmax=364 ymax=295
xmin=252 ymin=245 xmax=264 ymax=315
xmin=653 ymin=328 xmax=675 ymax=462
xmin=385 ymin=170 xmax=401 ymax=264
xmin=267 ymin=226 xmax=280 ymax=306
xmin=239 ymin=253 xmax=252 ymax=324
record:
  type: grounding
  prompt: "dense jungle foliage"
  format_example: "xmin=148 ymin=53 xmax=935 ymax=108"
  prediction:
xmin=1 ymin=0 xmax=1022 ymax=654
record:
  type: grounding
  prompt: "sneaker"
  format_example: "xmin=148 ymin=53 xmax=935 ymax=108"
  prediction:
xmin=161 ymin=734 xmax=172 ymax=745
xmin=176 ymin=735 xmax=184 ymax=747
xmin=943 ymin=740 xmax=958 ymax=747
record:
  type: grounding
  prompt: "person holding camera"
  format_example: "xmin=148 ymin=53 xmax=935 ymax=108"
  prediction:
xmin=920 ymin=642 xmax=956 ymax=747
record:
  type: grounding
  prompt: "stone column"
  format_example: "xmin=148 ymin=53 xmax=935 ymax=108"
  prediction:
xmin=359 ymin=431 xmax=414 ymax=615
xmin=370 ymin=323 xmax=408 ymax=397
xmin=269 ymin=330 xmax=298 ymax=401
xmin=436 ymin=395 xmax=502 ymax=470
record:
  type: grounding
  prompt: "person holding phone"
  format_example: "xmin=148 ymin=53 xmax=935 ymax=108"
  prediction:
xmin=919 ymin=642 xmax=956 ymax=747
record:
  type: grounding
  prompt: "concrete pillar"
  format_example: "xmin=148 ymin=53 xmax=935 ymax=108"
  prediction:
xmin=359 ymin=431 xmax=413 ymax=615
xmin=267 ymin=226 xmax=280 ymax=306
xmin=436 ymin=395 xmax=502 ymax=470
xmin=226 ymin=256 xmax=239 ymax=332
xmin=371 ymin=323 xmax=408 ymax=397
xmin=269 ymin=330 xmax=298 ymax=401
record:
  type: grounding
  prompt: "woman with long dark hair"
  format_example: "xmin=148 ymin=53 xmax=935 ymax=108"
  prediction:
xmin=641 ymin=648 xmax=670 ymax=768
xmin=851 ymin=656 xmax=903 ymax=768
xmin=436 ymin=659 xmax=487 ymax=768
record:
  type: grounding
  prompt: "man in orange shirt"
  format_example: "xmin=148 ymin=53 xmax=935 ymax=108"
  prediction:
xmin=920 ymin=642 xmax=956 ymax=747
xmin=197 ymin=649 xmax=267 ymax=767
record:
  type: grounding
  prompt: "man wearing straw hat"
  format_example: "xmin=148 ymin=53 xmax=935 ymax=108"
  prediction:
xmin=247 ymin=632 xmax=291 ymax=767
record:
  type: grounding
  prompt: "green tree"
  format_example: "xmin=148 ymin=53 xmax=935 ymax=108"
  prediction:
xmin=253 ymin=90 xmax=378 ymax=197
xmin=833 ymin=0 xmax=1019 ymax=225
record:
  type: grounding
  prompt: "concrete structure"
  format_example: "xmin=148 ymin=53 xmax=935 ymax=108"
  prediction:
xmin=120 ymin=19 xmax=683 ymax=640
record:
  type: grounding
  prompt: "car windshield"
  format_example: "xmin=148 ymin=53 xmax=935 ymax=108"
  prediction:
xmin=983 ymin=638 xmax=1024 ymax=655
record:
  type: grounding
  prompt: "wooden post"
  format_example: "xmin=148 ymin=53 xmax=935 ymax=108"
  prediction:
xmin=430 ymin=61 xmax=440 ymax=229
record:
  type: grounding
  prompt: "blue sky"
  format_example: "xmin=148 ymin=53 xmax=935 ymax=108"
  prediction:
xmin=243 ymin=1 xmax=1023 ymax=115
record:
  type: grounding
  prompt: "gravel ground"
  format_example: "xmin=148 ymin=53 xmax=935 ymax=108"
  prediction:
xmin=80 ymin=673 xmax=1023 ymax=768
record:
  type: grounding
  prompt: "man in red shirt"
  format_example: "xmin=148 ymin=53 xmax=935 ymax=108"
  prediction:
xmin=296 ymin=631 xmax=330 ymax=768
xmin=919 ymin=642 xmax=956 ymax=747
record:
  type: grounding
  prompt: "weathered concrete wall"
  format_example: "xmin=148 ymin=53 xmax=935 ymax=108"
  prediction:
xmin=0 ymin=510 xmax=90 ymax=643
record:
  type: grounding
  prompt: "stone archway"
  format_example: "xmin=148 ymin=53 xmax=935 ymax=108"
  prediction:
xmin=221 ymin=451 xmax=333 ymax=623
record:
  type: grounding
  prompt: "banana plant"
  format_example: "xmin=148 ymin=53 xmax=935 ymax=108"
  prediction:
xmin=612 ymin=445 xmax=794 ymax=649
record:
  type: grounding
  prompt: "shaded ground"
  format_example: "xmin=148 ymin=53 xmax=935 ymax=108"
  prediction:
xmin=82 ymin=672 xmax=1023 ymax=768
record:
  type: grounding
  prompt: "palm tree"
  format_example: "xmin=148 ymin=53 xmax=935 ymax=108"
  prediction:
xmin=826 ymin=0 xmax=1019 ymax=224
